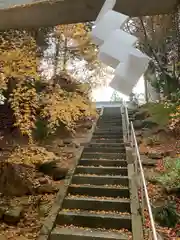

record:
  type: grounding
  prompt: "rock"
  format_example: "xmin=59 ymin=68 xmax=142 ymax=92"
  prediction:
xmin=69 ymin=142 xmax=80 ymax=148
xmin=0 ymin=162 xmax=34 ymax=196
xmin=0 ymin=206 xmax=6 ymax=220
xmin=36 ymin=184 xmax=58 ymax=194
xmin=38 ymin=202 xmax=51 ymax=217
xmin=134 ymin=109 xmax=149 ymax=120
xmin=142 ymin=127 xmax=151 ymax=132
xmin=142 ymin=129 xmax=155 ymax=138
xmin=142 ymin=117 xmax=158 ymax=129
xmin=136 ymin=137 xmax=142 ymax=145
xmin=58 ymin=143 xmax=65 ymax=148
xmin=4 ymin=206 xmax=23 ymax=224
xmin=83 ymin=121 xmax=93 ymax=130
xmin=39 ymin=177 xmax=49 ymax=184
xmin=51 ymin=167 xmax=68 ymax=181
xmin=36 ymin=172 xmax=44 ymax=178
xmin=135 ymin=130 xmax=143 ymax=137
xmin=141 ymin=155 xmax=157 ymax=166
xmin=19 ymin=197 xmax=30 ymax=206
xmin=133 ymin=120 xmax=143 ymax=129
xmin=145 ymin=137 xmax=161 ymax=146
xmin=165 ymin=187 xmax=180 ymax=195
xmin=0 ymin=235 xmax=7 ymax=240
xmin=148 ymin=152 xmax=162 ymax=159
xmin=157 ymin=233 xmax=165 ymax=240
xmin=36 ymin=161 xmax=68 ymax=181
xmin=16 ymin=237 xmax=28 ymax=240
xmin=153 ymin=127 xmax=167 ymax=134
xmin=74 ymin=142 xmax=80 ymax=148
xmin=163 ymin=150 xmax=175 ymax=157
xmin=57 ymin=140 xmax=65 ymax=148
xmin=63 ymin=139 xmax=72 ymax=145
xmin=144 ymin=137 xmax=154 ymax=146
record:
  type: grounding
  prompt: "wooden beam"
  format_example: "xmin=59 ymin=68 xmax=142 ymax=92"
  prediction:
xmin=0 ymin=0 xmax=178 ymax=30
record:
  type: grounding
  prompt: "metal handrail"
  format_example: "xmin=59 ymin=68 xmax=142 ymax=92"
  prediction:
xmin=122 ymin=101 xmax=130 ymax=143
xmin=122 ymin=104 xmax=158 ymax=240
xmin=125 ymin=104 xmax=130 ymax=142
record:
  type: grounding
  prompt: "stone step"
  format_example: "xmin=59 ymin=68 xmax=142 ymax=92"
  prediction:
xmin=95 ymin=129 xmax=123 ymax=133
xmin=68 ymin=185 xmax=130 ymax=198
xmin=50 ymin=226 xmax=130 ymax=240
xmin=102 ymin=115 xmax=121 ymax=117
xmin=103 ymin=109 xmax=121 ymax=112
xmin=81 ymin=152 xmax=126 ymax=160
xmin=98 ymin=116 xmax=121 ymax=118
xmin=95 ymin=131 xmax=123 ymax=135
xmin=71 ymin=175 xmax=129 ymax=187
xmin=92 ymin=137 xmax=124 ymax=142
xmin=97 ymin=119 xmax=122 ymax=126
xmin=75 ymin=166 xmax=128 ymax=176
xmin=96 ymin=128 xmax=123 ymax=131
xmin=83 ymin=147 xmax=125 ymax=154
xmin=96 ymin=124 xmax=122 ymax=127
xmin=93 ymin=132 xmax=123 ymax=137
xmin=47 ymin=111 xmax=136 ymax=240
xmin=62 ymin=197 xmax=130 ymax=212
xmin=57 ymin=210 xmax=132 ymax=230
xmin=98 ymin=118 xmax=122 ymax=121
xmin=91 ymin=136 xmax=124 ymax=141
xmin=98 ymin=120 xmax=122 ymax=123
xmin=91 ymin=139 xmax=124 ymax=144
xmin=79 ymin=159 xmax=127 ymax=167
xmin=87 ymin=143 xmax=125 ymax=148
xmin=97 ymin=124 xmax=123 ymax=127
xmin=97 ymin=122 xmax=122 ymax=125
xmin=98 ymin=116 xmax=122 ymax=119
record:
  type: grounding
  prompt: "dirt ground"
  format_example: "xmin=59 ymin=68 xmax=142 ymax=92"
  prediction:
xmin=0 ymin=123 xmax=95 ymax=240
xmin=138 ymin=130 xmax=180 ymax=239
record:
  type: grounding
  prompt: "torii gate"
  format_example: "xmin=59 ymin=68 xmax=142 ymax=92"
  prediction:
xmin=0 ymin=0 xmax=178 ymax=30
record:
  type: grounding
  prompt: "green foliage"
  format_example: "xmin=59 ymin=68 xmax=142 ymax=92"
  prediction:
xmin=141 ymin=103 xmax=174 ymax=127
xmin=156 ymin=157 xmax=180 ymax=188
xmin=110 ymin=91 xmax=123 ymax=102
xmin=145 ymin=135 xmax=161 ymax=146
xmin=167 ymin=89 xmax=180 ymax=134
xmin=34 ymin=119 xmax=49 ymax=141
xmin=0 ymin=27 xmax=97 ymax=142
xmin=153 ymin=201 xmax=178 ymax=228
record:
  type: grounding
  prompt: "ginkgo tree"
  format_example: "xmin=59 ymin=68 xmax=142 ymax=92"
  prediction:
xmin=51 ymin=22 xmax=104 ymax=81
xmin=0 ymin=27 xmax=98 ymax=143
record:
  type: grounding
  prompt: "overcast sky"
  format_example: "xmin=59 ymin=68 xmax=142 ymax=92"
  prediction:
xmin=92 ymin=76 xmax=145 ymax=101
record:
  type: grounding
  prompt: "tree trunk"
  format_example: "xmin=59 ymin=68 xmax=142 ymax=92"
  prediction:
xmin=53 ymin=38 xmax=61 ymax=75
xmin=63 ymin=37 xmax=68 ymax=71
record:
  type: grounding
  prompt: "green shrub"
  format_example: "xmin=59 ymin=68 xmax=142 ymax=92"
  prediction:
xmin=141 ymin=103 xmax=175 ymax=127
xmin=153 ymin=201 xmax=178 ymax=228
xmin=156 ymin=157 xmax=180 ymax=188
xmin=34 ymin=119 xmax=49 ymax=140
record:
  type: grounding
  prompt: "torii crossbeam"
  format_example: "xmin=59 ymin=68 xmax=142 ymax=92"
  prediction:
xmin=0 ymin=0 xmax=178 ymax=30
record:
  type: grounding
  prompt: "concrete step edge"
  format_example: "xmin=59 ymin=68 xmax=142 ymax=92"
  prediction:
xmin=64 ymin=196 xmax=130 ymax=203
xmin=58 ymin=210 xmax=131 ymax=220
xmin=69 ymin=184 xmax=129 ymax=190
xmin=73 ymin=175 xmax=129 ymax=179
xmin=76 ymin=166 xmax=128 ymax=170
xmin=50 ymin=226 xmax=129 ymax=240
xmin=80 ymin=159 xmax=127 ymax=162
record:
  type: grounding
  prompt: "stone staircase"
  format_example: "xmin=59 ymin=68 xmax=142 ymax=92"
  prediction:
xmin=49 ymin=107 xmax=134 ymax=240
